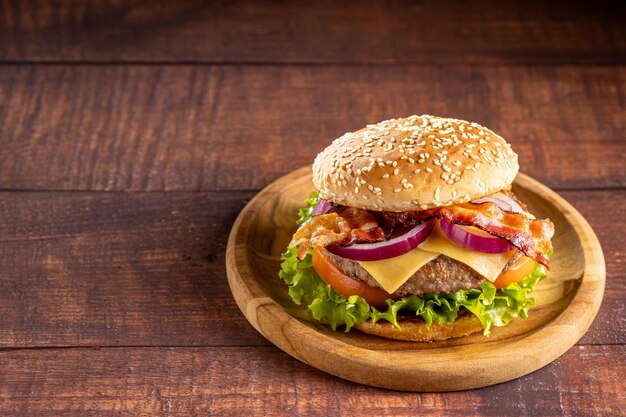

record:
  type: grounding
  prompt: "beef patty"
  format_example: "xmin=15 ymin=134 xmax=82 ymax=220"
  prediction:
xmin=325 ymin=249 xmax=523 ymax=297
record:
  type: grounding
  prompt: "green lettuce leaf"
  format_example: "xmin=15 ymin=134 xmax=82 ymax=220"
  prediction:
xmin=279 ymin=192 xmax=549 ymax=335
xmin=296 ymin=191 xmax=319 ymax=225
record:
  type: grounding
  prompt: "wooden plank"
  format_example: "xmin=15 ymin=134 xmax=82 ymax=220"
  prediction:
xmin=0 ymin=65 xmax=624 ymax=191
xmin=0 ymin=190 xmax=621 ymax=348
xmin=1 ymin=0 xmax=625 ymax=64
xmin=0 ymin=191 xmax=269 ymax=348
xmin=563 ymin=190 xmax=624 ymax=346
xmin=0 ymin=345 xmax=622 ymax=415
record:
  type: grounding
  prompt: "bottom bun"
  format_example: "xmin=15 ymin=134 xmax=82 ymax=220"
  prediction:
xmin=354 ymin=314 xmax=483 ymax=342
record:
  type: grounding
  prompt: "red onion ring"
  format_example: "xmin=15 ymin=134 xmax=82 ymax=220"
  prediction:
xmin=327 ymin=220 xmax=435 ymax=261
xmin=313 ymin=199 xmax=333 ymax=216
xmin=439 ymin=218 xmax=514 ymax=254
xmin=472 ymin=193 xmax=524 ymax=214
xmin=493 ymin=193 xmax=525 ymax=214
xmin=472 ymin=196 xmax=512 ymax=211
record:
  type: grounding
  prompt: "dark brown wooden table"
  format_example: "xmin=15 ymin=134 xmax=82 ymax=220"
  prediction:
xmin=0 ymin=1 xmax=624 ymax=415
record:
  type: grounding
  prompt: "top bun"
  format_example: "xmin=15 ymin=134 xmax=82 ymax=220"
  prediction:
xmin=312 ymin=115 xmax=519 ymax=212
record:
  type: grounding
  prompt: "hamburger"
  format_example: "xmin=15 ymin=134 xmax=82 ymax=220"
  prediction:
xmin=280 ymin=115 xmax=554 ymax=341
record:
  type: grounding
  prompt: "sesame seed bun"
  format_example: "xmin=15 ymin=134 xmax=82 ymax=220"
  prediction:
xmin=312 ymin=115 xmax=519 ymax=212
xmin=354 ymin=313 xmax=483 ymax=341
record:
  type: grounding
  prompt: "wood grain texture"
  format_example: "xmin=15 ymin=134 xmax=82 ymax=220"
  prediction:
xmin=0 ymin=191 xmax=268 ymax=348
xmin=226 ymin=168 xmax=605 ymax=390
xmin=0 ymin=189 xmax=620 ymax=349
xmin=1 ymin=0 xmax=625 ymax=64
xmin=565 ymin=193 xmax=625 ymax=346
xmin=1 ymin=65 xmax=624 ymax=191
xmin=0 ymin=0 xmax=622 ymax=410
xmin=0 ymin=345 xmax=622 ymax=416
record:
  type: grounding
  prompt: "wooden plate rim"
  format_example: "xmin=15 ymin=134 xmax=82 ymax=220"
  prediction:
xmin=226 ymin=166 xmax=605 ymax=391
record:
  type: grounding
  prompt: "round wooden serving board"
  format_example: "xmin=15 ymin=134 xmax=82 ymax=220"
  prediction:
xmin=226 ymin=166 xmax=605 ymax=391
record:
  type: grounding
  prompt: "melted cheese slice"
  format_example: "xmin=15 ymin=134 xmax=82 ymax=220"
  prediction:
xmin=356 ymin=225 xmax=516 ymax=293
xmin=358 ymin=250 xmax=439 ymax=294
xmin=418 ymin=226 xmax=516 ymax=282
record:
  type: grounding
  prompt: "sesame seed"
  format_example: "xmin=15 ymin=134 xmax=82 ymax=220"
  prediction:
xmin=393 ymin=168 xmax=399 ymax=175
xmin=393 ymin=188 xmax=402 ymax=193
xmin=426 ymin=167 xmax=433 ymax=173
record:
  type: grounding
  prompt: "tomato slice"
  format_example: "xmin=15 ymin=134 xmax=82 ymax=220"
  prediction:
xmin=494 ymin=256 xmax=537 ymax=289
xmin=312 ymin=246 xmax=392 ymax=309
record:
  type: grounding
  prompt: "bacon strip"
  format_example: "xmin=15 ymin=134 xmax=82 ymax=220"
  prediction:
xmin=379 ymin=202 xmax=554 ymax=268
xmin=291 ymin=201 xmax=554 ymax=268
xmin=289 ymin=209 xmax=386 ymax=260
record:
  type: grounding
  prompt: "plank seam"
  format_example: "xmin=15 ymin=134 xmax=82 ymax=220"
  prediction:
xmin=1 ymin=61 xmax=626 ymax=67
xmin=0 ymin=187 xmax=622 ymax=193
xmin=0 ymin=343 xmax=621 ymax=352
